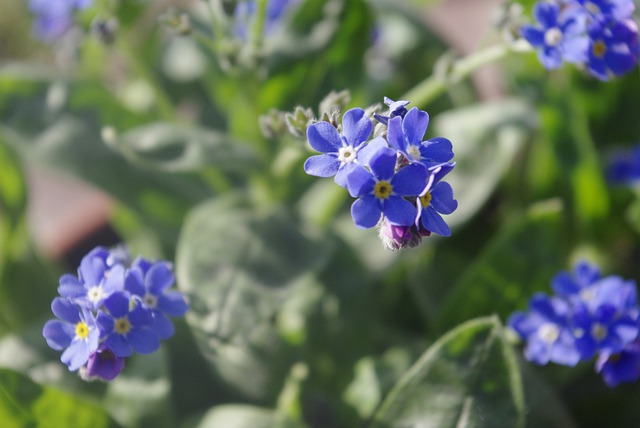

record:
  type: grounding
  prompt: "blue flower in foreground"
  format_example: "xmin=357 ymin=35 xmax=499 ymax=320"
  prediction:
xmin=387 ymin=107 xmax=454 ymax=170
xmin=508 ymin=293 xmax=581 ymax=366
xmin=596 ymin=341 xmax=640 ymax=387
xmin=551 ymin=259 xmax=601 ymax=297
xmin=82 ymin=344 xmax=125 ymax=381
xmin=521 ymin=2 xmax=590 ymax=69
xmin=586 ymin=17 xmax=639 ymax=80
xmin=57 ymin=246 xmax=126 ymax=310
xmin=43 ymin=298 xmax=99 ymax=371
xmin=304 ymin=108 xmax=373 ymax=187
xmin=416 ymin=163 xmax=457 ymax=237
xmin=125 ymin=258 xmax=188 ymax=340
xmin=345 ymin=138 xmax=428 ymax=228
xmin=29 ymin=0 xmax=91 ymax=41
xmin=96 ymin=292 xmax=158 ymax=357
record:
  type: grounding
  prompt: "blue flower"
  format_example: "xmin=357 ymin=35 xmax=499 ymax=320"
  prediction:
xmin=521 ymin=1 xmax=590 ymax=69
xmin=386 ymin=107 xmax=454 ymax=170
xmin=304 ymin=108 xmax=373 ymax=187
xmin=551 ymin=259 xmax=601 ymax=297
xmin=607 ymin=145 xmax=640 ymax=184
xmin=57 ymin=246 xmax=126 ymax=310
xmin=42 ymin=297 xmax=99 ymax=371
xmin=576 ymin=0 xmax=635 ymax=20
xmin=373 ymin=97 xmax=411 ymax=126
xmin=82 ymin=344 xmax=125 ymax=381
xmin=124 ymin=258 xmax=188 ymax=340
xmin=345 ymin=138 xmax=428 ymax=228
xmin=96 ymin=292 xmax=159 ymax=357
xmin=234 ymin=0 xmax=299 ymax=39
xmin=416 ymin=163 xmax=457 ymax=237
xmin=586 ymin=17 xmax=639 ymax=80
xmin=508 ymin=293 xmax=581 ymax=366
xmin=596 ymin=341 xmax=640 ymax=387
xmin=29 ymin=0 xmax=91 ymax=41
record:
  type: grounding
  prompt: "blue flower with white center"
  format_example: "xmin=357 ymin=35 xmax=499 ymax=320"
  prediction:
xmin=82 ymin=344 xmax=125 ymax=381
xmin=586 ymin=17 xmax=639 ymax=80
xmin=58 ymin=246 xmax=126 ymax=310
xmin=415 ymin=163 xmax=457 ymax=237
xmin=386 ymin=107 xmax=454 ymax=170
xmin=96 ymin=291 xmax=159 ymax=357
xmin=521 ymin=1 xmax=590 ymax=69
xmin=577 ymin=0 xmax=635 ymax=20
xmin=304 ymin=108 xmax=373 ymax=187
xmin=124 ymin=258 xmax=188 ymax=340
xmin=551 ymin=259 xmax=601 ymax=298
xmin=29 ymin=0 xmax=91 ymax=41
xmin=596 ymin=341 xmax=640 ymax=387
xmin=373 ymin=97 xmax=411 ymax=126
xmin=508 ymin=293 xmax=581 ymax=366
xmin=42 ymin=297 xmax=99 ymax=371
xmin=344 ymin=138 xmax=428 ymax=229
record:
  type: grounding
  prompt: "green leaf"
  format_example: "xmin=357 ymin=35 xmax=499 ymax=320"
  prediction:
xmin=0 ymin=368 xmax=115 ymax=428
xmin=109 ymin=122 xmax=258 ymax=173
xmin=175 ymin=196 xmax=330 ymax=401
xmin=371 ymin=316 xmax=524 ymax=428
xmin=432 ymin=98 xmax=535 ymax=228
xmin=435 ymin=200 xmax=568 ymax=332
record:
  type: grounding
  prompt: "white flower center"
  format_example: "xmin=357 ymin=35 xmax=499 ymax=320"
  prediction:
xmin=143 ymin=293 xmax=158 ymax=308
xmin=591 ymin=323 xmax=607 ymax=341
xmin=87 ymin=286 xmax=103 ymax=303
xmin=585 ymin=2 xmax=601 ymax=15
xmin=338 ymin=146 xmax=356 ymax=163
xmin=579 ymin=287 xmax=595 ymax=302
xmin=407 ymin=145 xmax=422 ymax=161
xmin=538 ymin=323 xmax=560 ymax=344
xmin=544 ymin=27 xmax=563 ymax=47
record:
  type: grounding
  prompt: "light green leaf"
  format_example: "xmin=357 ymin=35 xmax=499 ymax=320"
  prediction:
xmin=192 ymin=404 xmax=306 ymax=428
xmin=371 ymin=316 xmax=524 ymax=428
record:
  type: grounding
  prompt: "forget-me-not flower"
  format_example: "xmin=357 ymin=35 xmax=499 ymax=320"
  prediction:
xmin=586 ymin=17 xmax=639 ymax=80
xmin=416 ymin=163 xmax=457 ymax=237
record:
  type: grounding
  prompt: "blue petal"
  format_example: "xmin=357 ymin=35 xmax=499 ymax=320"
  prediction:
xmin=103 ymin=264 xmax=125 ymax=295
xmin=391 ymin=164 xmax=428 ymax=196
xmin=551 ymin=271 xmax=580 ymax=296
xmin=368 ymin=145 xmax=397 ymax=181
xmin=103 ymin=292 xmax=130 ymax=318
xmin=61 ymin=340 xmax=90 ymax=371
xmin=51 ymin=298 xmax=81 ymax=324
xmin=152 ymin=313 xmax=175 ymax=340
xmin=534 ymin=2 xmax=559 ymax=29
xmin=43 ymin=320 xmax=74 ymax=351
xmin=345 ymin=165 xmax=375 ymax=197
xmin=57 ymin=274 xmax=84 ymax=298
xmin=588 ymin=55 xmax=609 ymax=80
xmin=128 ymin=329 xmax=160 ymax=355
xmin=539 ymin=46 xmax=563 ymax=69
xmin=79 ymin=250 xmax=106 ymax=286
xmin=146 ymin=262 xmax=175 ymax=295
xmin=96 ymin=311 xmax=115 ymax=336
xmin=562 ymin=36 xmax=589 ymax=64
xmin=386 ymin=116 xmax=407 ymax=152
xmin=357 ymin=137 xmax=389 ymax=166
xmin=306 ymin=122 xmax=342 ymax=153
xmin=335 ymin=161 xmax=359 ymax=188
xmin=304 ymin=154 xmax=340 ymax=177
xmin=124 ymin=268 xmax=145 ymax=297
xmin=129 ymin=305 xmax=153 ymax=328
xmin=430 ymin=162 xmax=455 ymax=185
xmin=383 ymin=197 xmax=417 ymax=226
xmin=105 ymin=334 xmax=132 ymax=357
xmin=157 ymin=292 xmax=188 ymax=317
xmin=341 ymin=108 xmax=372 ymax=146
xmin=402 ymin=107 xmax=429 ymax=146
xmin=351 ymin=195 xmax=382 ymax=229
xmin=420 ymin=206 xmax=451 ymax=236
xmin=420 ymin=137 xmax=453 ymax=164
xmin=520 ymin=25 xmax=545 ymax=48
xmin=605 ymin=48 xmax=638 ymax=76
xmin=430 ymin=182 xmax=458 ymax=214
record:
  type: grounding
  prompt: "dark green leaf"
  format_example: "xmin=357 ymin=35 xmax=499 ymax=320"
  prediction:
xmin=371 ymin=316 xmax=524 ymax=428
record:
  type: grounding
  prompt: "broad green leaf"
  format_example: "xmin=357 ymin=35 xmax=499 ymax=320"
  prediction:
xmin=176 ymin=196 xmax=330 ymax=401
xmin=432 ymin=98 xmax=535 ymax=228
xmin=371 ymin=316 xmax=524 ymax=428
xmin=0 ymin=368 xmax=115 ymax=428
xmin=435 ymin=200 xmax=568 ymax=332
xmin=109 ymin=122 xmax=257 ymax=173
xmin=192 ymin=404 xmax=306 ymax=428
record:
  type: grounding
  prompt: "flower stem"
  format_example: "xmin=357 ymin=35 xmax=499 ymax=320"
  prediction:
xmin=402 ymin=40 xmax=531 ymax=108
xmin=250 ymin=0 xmax=268 ymax=56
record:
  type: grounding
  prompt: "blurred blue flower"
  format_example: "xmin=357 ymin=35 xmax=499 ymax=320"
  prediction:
xmin=520 ymin=1 xmax=590 ymax=69
xmin=551 ymin=259 xmax=601 ymax=297
xmin=125 ymin=258 xmax=188 ymax=340
xmin=83 ymin=344 xmax=125 ymax=381
xmin=386 ymin=107 xmax=454 ymax=170
xmin=304 ymin=108 xmax=373 ymax=187
xmin=596 ymin=341 xmax=640 ymax=387
xmin=345 ymin=138 xmax=428 ymax=228
xmin=96 ymin=292 xmax=159 ymax=357
xmin=586 ymin=17 xmax=639 ymax=80
xmin=42 ymin=297 xmax=99 ymax=371
xmin=607 ymin=145 xmax=640 ymax=184
xmin=234 ymin=0 xmax=300 ymax=39
xmin=576 ymin=0 xmax=635 ymax=20
xmin=416 ymin=163 xmax=457 ymax=237
xmin=29 ymin=0 xmax=91 ymax=41
xmin=508 ymin=293 xmax=581 ymax=366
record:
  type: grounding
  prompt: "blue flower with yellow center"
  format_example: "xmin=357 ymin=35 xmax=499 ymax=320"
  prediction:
xmin=42 ymin=297 xmax=99 ymax=371
xmin=415 ymin=163 xmax=457 ymax=237
xmin=344 ymin=138 xmax=428 ymax=228
xmin=586 ymin=17 xmax=639 ymax=80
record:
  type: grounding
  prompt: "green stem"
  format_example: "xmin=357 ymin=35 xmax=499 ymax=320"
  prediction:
xmin=250 ymin=0 xmax=268 ymax=57
xmin=402 ymin=40 xmax=531 ymax=108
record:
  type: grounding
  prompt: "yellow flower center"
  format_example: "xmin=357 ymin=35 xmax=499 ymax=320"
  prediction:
xmin=420 ymin=192 xmax=432 ymax=207
xmin=75 ymin=321 xmax=90 ymax=339
xmin=114 ymin=317 xmax=131 ymax=335
xmin=374 ymin=181 xmax=392 ymax=199
xmin=591 ymin=323 xmax=607 ymax=341
xmin=592 ymin=40 xmax=606 ymax=58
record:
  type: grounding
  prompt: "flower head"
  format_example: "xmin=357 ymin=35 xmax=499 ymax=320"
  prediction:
xmin=81 ymin=344 xmax=125 ymax=381
xmin=596 ymin=341 xmax=640 ymax=387
xmin=586 ymin=17 xmax=639 ymax=81
xmin=415 ymin=163 xmax=457 ymax=237
xmin=373 ymin=97 xmax=411 ymax=126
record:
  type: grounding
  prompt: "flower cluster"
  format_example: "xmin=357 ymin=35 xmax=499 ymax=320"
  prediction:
xmin=303 ymin=97 xmax=458 ymax=250
xmin=28 ymin=0 xmax=92 ymax=42
xmin=42 ymin=246 xmax=188 ymax=381
xmin=520 ymin=0 xmax=639 ymax=80
xmin=508 ymin=260 xmax=640 ymax=387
